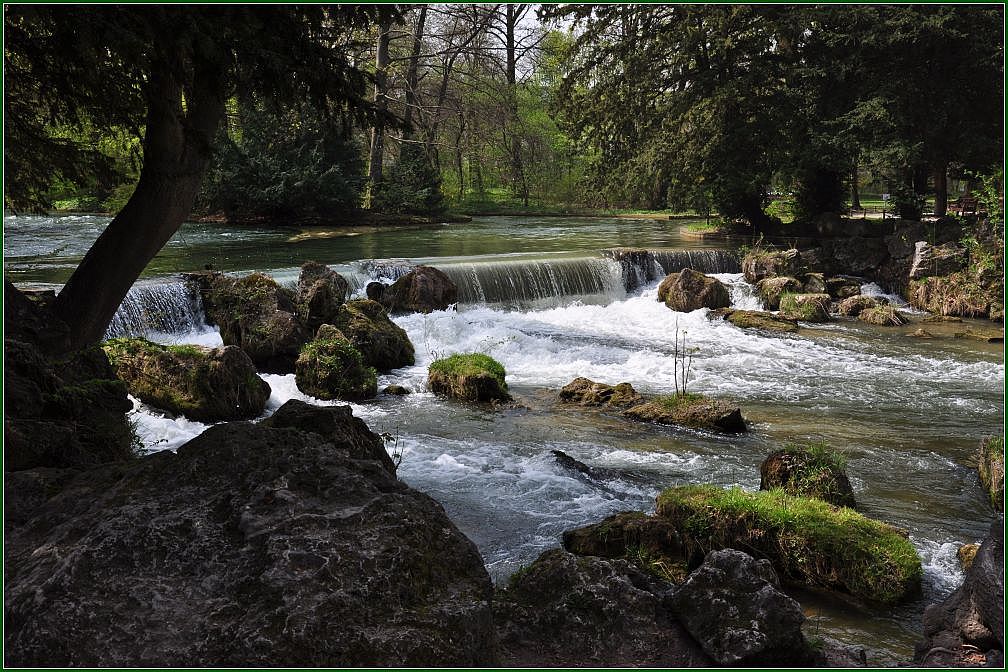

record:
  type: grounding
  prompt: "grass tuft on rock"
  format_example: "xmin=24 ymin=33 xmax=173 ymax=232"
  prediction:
xmin=858 ymin=304 xmax=905 ymax=326
xmin=655 ymin=485 xmax=922 ymax=606
xmin=428 ymin=353 xmax=510 ymax=402
xmin=295 ymin=335 xmax=377 ymax=401
xmin=760 ymin=440 xmax=856 ymax=508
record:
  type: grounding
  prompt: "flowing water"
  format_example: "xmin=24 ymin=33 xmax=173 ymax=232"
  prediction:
xmin=5 ymin=212 xmax=1004 ymax=665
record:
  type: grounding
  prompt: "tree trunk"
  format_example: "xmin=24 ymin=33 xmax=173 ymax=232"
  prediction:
xmin=368 ymin=20 xmax=391 ymax=185
xmin=850 ymin=163 xmax=861 ymax=210
xmin=402 ymin=6 xmax=427 ymax=141
xmin=933 ymin=163 xmax=948 ymax=217
xmin=503 ymin=5 xmax=529 ymax=207
xmin=52 ymin=62 xmax=225 ymax=351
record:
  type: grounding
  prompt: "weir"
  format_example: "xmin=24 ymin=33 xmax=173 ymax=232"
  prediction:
xmin=105 ymin=281 xmax=208 ymax=339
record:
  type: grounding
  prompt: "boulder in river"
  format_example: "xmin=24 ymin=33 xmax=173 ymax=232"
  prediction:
xmin=558 ymin=377 xmax=641 ymax=407
xmin=330 ymin=299 xmax=415 ymax=372
xmin=623 ymin=394 xmax=747 ymax=433
xmin=494 ymin=549 xmax=711 ymax=667
xmin=379 ymin=265 xmax=458 ymax=314
xmin=759 ymin=442 xmax=857 ymax=508
xmin=835 ymin=294 xmax=883 ymax=317
xmin=802 ymin=272 xmax=828 ymax=294
xmin=103 ymin=337 xmax=271 ymax=422
xmin=666 ymin=548 xmax=817 ymax=666
xmin=4 ymin=400 xmax=495 ymax=666
xmin=977 ymin=435 xmax=1004 ymax=511
xmin=718 ymin=309 xmax=799 ymax=333
xmin=296 ymin=261 xmax=350 ymax=332
xmin=825 ymin=276 xmax=863 ymax=300
xmin=741 ymin=247 xmax=805 ymax=284
xmin=562 ymin=510 xmax=684 ymax=564
xmin=428 ymin=352 xmax=511 ymax=403
xmin=858 ymin=304 xmax=906 ymax=326
xmin=657 ymin=268 xmax=731 ymax=312
xmin=755 ymin=276 xmax=802 ymax=310
xmin=294 ymin=325 xmax=377 ymax=402
xmin=914 ymin=520 xmax=1004 ymax=666
xmin=778 ymin=292 xmax=831 ymax=322
xmin=656 ymin=485 xmax=922 ymax=606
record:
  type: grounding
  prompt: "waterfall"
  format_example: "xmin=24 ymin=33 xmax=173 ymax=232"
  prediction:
xmin=105 ymin=281 xmax=208 ymax=339
xmin=602 ymin=248 xmax=740 ymax=290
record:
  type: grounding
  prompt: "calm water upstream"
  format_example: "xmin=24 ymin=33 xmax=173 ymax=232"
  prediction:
xmin=5 ymin=213 xmax=1004 ymax=664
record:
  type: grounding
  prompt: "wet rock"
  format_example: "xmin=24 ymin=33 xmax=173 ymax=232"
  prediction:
xmin=5 ymin=401 xmax=495 ymax=666
xmin=666 ymin=549 xmax=816 ymax=666
xmin=365 ymin=281 xmax=385 ymax=301
xmin=915 ymin=520 xmax=1004 ymax=664
xmin=296 ymin=261 xmax=349 ymax=332
xmin=722 ymin=309 xmax=799 ymax=333
xmin=195 ymin=272 xmax=307 ymax=373
xmin=428 ymin=353 xmax=510 ymax=403
xmin=778 ymin=293 xmax=832 ymax=322
xmin=103 ymin=338 xmax=270 ymax=422
xmin=623 ymin=394 xmax=747 ymax=433
xmin=909 ymin=241 xmax=968 ymax=280
xmin=912 ymin=328 xmax=936 ymax=338
xmin=742 ymin=248 xmax=805 ymax=284
xmin=836 ymin=295 xmax=883 ymax=316
xmin=330 ymin=299 xmax=415 ymax=372
xmin=760 ymin=447 xmax=857 ymax=508
xmin=657 ymin=268 xmax=731 ymax=312
xmin=552 ymin=450 xmax=625 ymax=484
xmin=558 ymin=377 xmax=641 ymax=407
xmin=379 ymin=265 xmax=458 ymax=314
xmin=803 ymin=272 xmax=827 ymax=294
xmin=494 ymin=549 xmax=710 ymax=667
xmin=825 ymin=276 xmax=863 ymax=300
xmin=382 ymin=384 xmax=411 ymax=396
xmin=977 ymin=436 xmax=1004 ymax=511
xmin=755 ymin=276 xmax=803 ymax=310
xmin=858 ymin=304 xmax=906 ymax=326
xmin=954 ymin=329 xmax=1005 ymax=343
xmin=562 ymin=511 xmax=683 ymax=562
xmin=5 ymin=336 xmax=134 ymax=472
xmin=294 ymin=326 xmax=377 ymax=402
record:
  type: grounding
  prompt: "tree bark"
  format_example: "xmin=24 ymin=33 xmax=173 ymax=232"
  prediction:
xmin=503 ymin=5 xmax=529 ymax=207
xmin=402 ymin=5 xmax=427 ymax=140
xmin=52 ymin=60 xmax=225 ymax=351
xmin=368 ymin=20 xmax=391 ymax=185
xmin=850 ymin=163 xmax=861 ymax=210
xmin=933 ymin=163 xmax=948 ymax=217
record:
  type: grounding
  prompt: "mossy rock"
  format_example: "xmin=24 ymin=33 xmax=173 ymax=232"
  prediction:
xmin=655 ymin=485 xmax=922 ymax=606
xmin=296 ymin=261 xmax=349 ymax=332
xmin=723 ymin=309 xmax=799 ymax=333
xmin=428 ymin=353 xmax=511 ymax=403
xmin=103 ymin=337 xmax=271 ymax=422
xmin=778 ymin=293 xmax=831 ymax=322
xmin=858 ymin=304 xmax=906 ymax=326
xmin=657 ymin=269 xmax=730 ymax=312
xmin=562 ymin=511 xmax=684 ymax=565
xmin=557 ymin=377 xmax=641 ymax=407
xmin=755 ymin=276 xmax=802 ymax=310
xmin=977 ymin=435 xmax=1004 ymax=511
xmin=957 ymin=543 xmax=979 ymax=572
xmin=294 ymin=329 xmax=377 ymax=402
xmin=760 ymin=442 xmax=856 ymax=508
xmin=383 ymin=384 xmax=411 ymax=396
xmin=825 ymin=276 xmax=863 ymax=300
xmin=622 ymin=393 xmax=746 ymax=433
xmin=741 ymin=248 xmax=805 ymax=284
xmin=835 ymin=295 xmax=881 ymax=317
xmin=802 ymin=272 xmax=827 ymax=294
xmin=330 ymin=300 xmax=415 ymax=373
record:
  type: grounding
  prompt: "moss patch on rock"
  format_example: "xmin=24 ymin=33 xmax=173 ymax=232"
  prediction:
xmin=836 ymin=295 xmax=881 ymax=317
xmin=655 ymin=485 xmax=922 ymax=606
xmin=103 ymin=337 xmax=271 ymax=422
xmin=755 ymin=276 xmax=802 ymax=310
xmin=331 ymin=299 xmax=415 ymax=372
xmin=295 ymin=330 xmax=377 ymax=402
xmin=977 ymin=435 xmax=1004 ymax=511
xmin=562 ymin=511 xmax=686 ymax=583
xmin=858 ymin=304 xmax=906 ymax=326
xmin=723 ymin=309 xmax=799 ymax=333
xmin=760 ymin=441 xmax=856 ymax=508
xmin=778 ymin=293 xmax=831 ymax=322
xmin=428 ymin=353 xmax=511 ymax=403
xmin=908 ymin=272 xmax=1000 ymax=320
xmin=623 ymin=393 xmax=746 ymax=433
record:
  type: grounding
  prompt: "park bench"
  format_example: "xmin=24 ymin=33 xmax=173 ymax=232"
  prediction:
xmin=950 ymin=195 xmax=979 ymax=216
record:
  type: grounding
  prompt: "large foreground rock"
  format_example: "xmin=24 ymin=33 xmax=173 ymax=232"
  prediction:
xmin=658 ymin=268 xmax=730 ymax=312
xmin=914 ymin=520 xmax=1004 ymax=666
xmin=379 ymin=265 xmax=458 ymax=314
xmin=494 ymin=549 xmax=711 ymax=667
xmin=330 ymin=299 xmax=415 ymax=372
xmin=4 ymin=401 xmax=495 ymax=666
xmin=666 ymin=549 xmax=816 ymax=666
xmin=103 ymin=338 xmax=270 ymax=422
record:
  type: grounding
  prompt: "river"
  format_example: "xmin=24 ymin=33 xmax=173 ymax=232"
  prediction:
xmin=4 ymin=212 xmax=1004 ymax=664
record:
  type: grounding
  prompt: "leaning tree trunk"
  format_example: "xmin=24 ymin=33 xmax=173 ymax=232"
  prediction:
xmin=51 ymin=63 xmax=225 ymax=351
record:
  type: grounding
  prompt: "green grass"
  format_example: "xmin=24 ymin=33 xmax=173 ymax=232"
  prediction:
xmin=779 ymin=293 xmax=829 ymax=321
xmin=787 ymin=438 xmax=848 ymax=472
xmin=685 ymin=219 xmax=724 ymax=233
xmin=656 ymin=392 xmax=704 ymax=410
xmin=428 ymin=353 xmax=507 ymax=388
xmin=656 ymin=484 xmax=922 ymax=605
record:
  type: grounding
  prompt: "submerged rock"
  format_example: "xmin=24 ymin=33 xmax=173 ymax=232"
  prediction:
xmin=914 ymin=520 xmax=1004 ymax=666
xmin=760 ymin=444 xmax=857 ymax=508
xmin=755 ymin=276 xmax=802 ymax=310
xmin=494 ymin=549 xmax=710 ymax=667
xmin=4 ymin=400 xmax=495 ymax=666
xmin=977 ymin=436 xmax=1005 ymax=511
xmin=742 ymin=248 xmax=805 ymax=284
xmin=666 ymin=549 xmax=816 ymax=666
xmin=558 ymin=377 xmax=641 ymax=407
xmin=778 ymin=292 xmax=831 ymax=322
xmin=382 ymin=384 xmax=411 ymax=396
xmin=294 ymin=325 xmax=377 ymax=402
xmin=428 ymin=353 xmax=510 ymax=403
xmin=911 ymin=328 xmax=935 ymax=338
xmin=721 ymin=309 xmax=799 ymax=333
xmin=657 ymin=268 xmax=731 ymax=312
xmin=379 ymin=265 xmax=458 ymax=314
xmin=296 ymin=261 xmax=349 ymax=332
xmin=330 ymin=299 xmax=415 ymax=372
xmin=622 ymin=394 xmax=747 ymax=433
